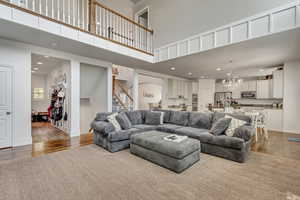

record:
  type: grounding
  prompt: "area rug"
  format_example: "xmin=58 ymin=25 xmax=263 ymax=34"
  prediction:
xmin=1 ymin=145 xmax=300 ymax=200
xmin=288 ymin=137 xmax=300 ymax=143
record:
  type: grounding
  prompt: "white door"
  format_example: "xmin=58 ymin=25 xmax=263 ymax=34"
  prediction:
xmin=0 ymin=66 xmax=12 ymax=148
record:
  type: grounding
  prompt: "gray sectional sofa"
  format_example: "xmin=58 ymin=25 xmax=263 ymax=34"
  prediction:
xmin=91 ymin=110 xmax=254 ymax=163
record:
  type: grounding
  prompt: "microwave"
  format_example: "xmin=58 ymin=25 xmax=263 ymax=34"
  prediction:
xmin=241 ymin=91 xmax=256 ymax=99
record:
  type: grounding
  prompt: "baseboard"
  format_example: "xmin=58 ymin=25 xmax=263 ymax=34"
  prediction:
xmin=13 ymin=137 xmax=32 ymax=147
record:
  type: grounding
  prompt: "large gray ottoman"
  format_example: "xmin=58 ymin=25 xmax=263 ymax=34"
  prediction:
xmin=130 ymin=131 xmax=200 ymax=173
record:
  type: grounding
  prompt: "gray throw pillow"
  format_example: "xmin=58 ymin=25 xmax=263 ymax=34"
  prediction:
xmin=169 ymin=111 xmax=189 ymax=126
xmin=233 ymin=125 xmax=253 ymax=141
xmin=189 ymin=112 xmax=213 ymax=129
xmin=145 ymin=111 xmax=162 ymax=125
xmin=116 ymin=112 xmax=132 ymax=130
xmin=125 ymin=111 xmax=143 ymax=125
xmin=210 ymin=118 xmax=232 ymax=136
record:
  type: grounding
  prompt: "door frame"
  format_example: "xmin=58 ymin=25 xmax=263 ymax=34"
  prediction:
xmin=134 ymin=6 xmax=150 ymax=29
xmin=0 ymin=65 xmax=14 ymax=149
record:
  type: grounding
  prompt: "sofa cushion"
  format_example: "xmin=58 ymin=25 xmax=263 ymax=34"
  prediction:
xmin=213 ymin=112 xmax=252 ymax=124
xmin=91 ymin=121 xmax=115 ymax=136
xmin=209 ymin=135 xmax=245 ymax=150
xmin=225 ymin=115 xmax=246 ymax=136
xmin=116 ymin=112 xmax=132 ymax=130
xmin=153 ymin=109 xmax=173 ymax=123
xmin=210 ymin=118 xmax=232 ymax=136
xmin=94 ymin=112 xmax=112 ymax=121
xmin=107 ymin=128 xmax=141 ymax=142
xmin=188 ymin=112 xmax=213 ymax=129
xmin=169 ymin=111 xmax=189 ymax=126
xmin=125 ymin=110 xmax=144 ymax=125
xmin=233 ymin=125 xmax=254 ymax=141
xmin=157 ymin=123 xmax=184 ymax=133
xmin=174 ymin=127 xmax=213 ymax=143
xmin=145 ymin=111 xmax=162 ymax=125
xmin=132 ymin=124 xmax=157 ymax=131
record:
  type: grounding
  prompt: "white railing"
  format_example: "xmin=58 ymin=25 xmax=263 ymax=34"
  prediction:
xmin=94 ymin=1 xmax=153 ymax=54
xmin=155 ymin=1 xmax=300 ymax=62
xmin=5 ymin=0 xmax=89 ymax=30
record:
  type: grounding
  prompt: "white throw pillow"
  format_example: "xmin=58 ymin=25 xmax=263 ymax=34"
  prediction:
xmin=107 ymin=113 xmax=121 ymax=131
xmin=225 ymin=115 xmax=246 ymax=137
xmin=152 ymin=111 xmax=164 ymax=125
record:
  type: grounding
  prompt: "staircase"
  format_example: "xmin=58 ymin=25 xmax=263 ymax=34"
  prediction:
xmin=112 ymin=69 xmax=134 ymax=112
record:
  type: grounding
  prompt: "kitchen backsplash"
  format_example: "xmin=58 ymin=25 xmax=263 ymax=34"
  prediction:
xmin=236 ymin=99 xmax=283 ymax=105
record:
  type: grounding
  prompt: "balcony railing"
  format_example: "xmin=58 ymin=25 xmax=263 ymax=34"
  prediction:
xmin=0 ymin=0 xmax=154 ymax=55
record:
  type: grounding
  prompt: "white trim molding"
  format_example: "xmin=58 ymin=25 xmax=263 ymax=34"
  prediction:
xmin=155 ymin=1 xmax=300 ymax=63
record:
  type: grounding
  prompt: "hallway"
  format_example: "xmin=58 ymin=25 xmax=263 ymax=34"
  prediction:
xmin=32 ymin=122 xmax=69 ymax=143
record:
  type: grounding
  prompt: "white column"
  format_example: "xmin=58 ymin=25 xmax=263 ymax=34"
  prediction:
xmin=107 ymin=66 xmax=112 ymax=112
xmin=70 ymin=60 xmax=80 ymax=137
xmin=133 ymin=70 xmax=139 ymax=110
xmin=161 ymin=78 xmax=169 ymax=109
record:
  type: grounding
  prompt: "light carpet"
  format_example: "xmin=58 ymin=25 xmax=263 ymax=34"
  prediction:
xmin=1 ymin=145 xmax=300 ymax=200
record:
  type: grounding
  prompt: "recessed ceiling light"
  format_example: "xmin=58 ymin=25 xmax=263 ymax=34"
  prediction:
xmin=37 ymin=62 xmax=43 ymax=65
xmin=226 ymin=73 xmax=231 ymax=76
xmin=188 ymin=72 xmax=192 ymax=76
xmin=33 ymin=67 xmax=39 ymax=70
xmin=216 ymin=68 xmax=222 ymax=71
xmin=31 ymin=70 xmax=35 ymax=73
xmin=170 ymin=67 xmax=175 ymax=71
xmin=44 ymin=55 xmax=50 ymax=58
xmin=260 ymin=69 xmax=265 ymax=72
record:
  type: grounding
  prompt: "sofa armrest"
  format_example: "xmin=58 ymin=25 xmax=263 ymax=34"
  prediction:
xmin=91 ymin=121 xmax=115 ymax=136
xmin=233 ymin=125 xmax=254 ymax=142
xmin=94 ymin=112 xmax=112 ymax=121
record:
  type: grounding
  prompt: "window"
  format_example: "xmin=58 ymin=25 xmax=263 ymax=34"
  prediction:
xmin=33 ymin=88 xmax=44 ymax=99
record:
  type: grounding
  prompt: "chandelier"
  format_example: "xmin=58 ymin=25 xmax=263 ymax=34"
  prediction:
xmin=222 ymin=78 xmax=243 ymax=89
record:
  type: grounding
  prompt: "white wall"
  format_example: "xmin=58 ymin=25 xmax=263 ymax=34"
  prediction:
xmin=80 ymin=63 xmax=108 ymax=133
xmin=31 ymin=74 xmax=49 ymax=112
xmin=0 ymin=38 xmax=112 ymax=146
xmin=283 ymin=61 xmax=300 ymax=134
xmin=0 ymin=39 xmax=31 ymax=147
xmin=134 ymin=0 xmax=295 ymax=48
xmin=97 ymin=0 xmax=134 ymax=19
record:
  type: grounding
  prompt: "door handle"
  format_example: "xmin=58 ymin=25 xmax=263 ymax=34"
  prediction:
xmin=6 ymin=112 xmax=11 ymax=115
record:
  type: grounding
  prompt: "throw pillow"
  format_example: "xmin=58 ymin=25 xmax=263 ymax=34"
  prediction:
xmin=116 ymin=112 xmax=132 ymax=130
xmin=169 ymin=111 xmax=189 ymax=126
xmin=107 ymin=113 xmax=121 ymax=131
xmin=210 ymin=118 xmax=232 ymax=136
xmin=145 ymin=111 xmax=162 ymax=125
xmin=125 ymin=111 xmax=143 ymax=125
xmin=188 ymin=112 xmax=213 ymax=129
xmin=225 ymin=115 xmax=247 ymax=137
xmin=152 ymin=111 xmax=164 ymax=124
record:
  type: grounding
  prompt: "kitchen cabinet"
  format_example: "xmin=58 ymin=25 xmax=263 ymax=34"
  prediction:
xmin=241 ymin=80 xmax=257 ymax=92
xmin=168 ymin=79 xmax=189 ymax=99
xmin=192 ymin=81 xmax=198 ymax=94
xmin=256 ymin=80 xmax=271 ymax=99
xmin=272 ymin=70 xmax=283 ymax=98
